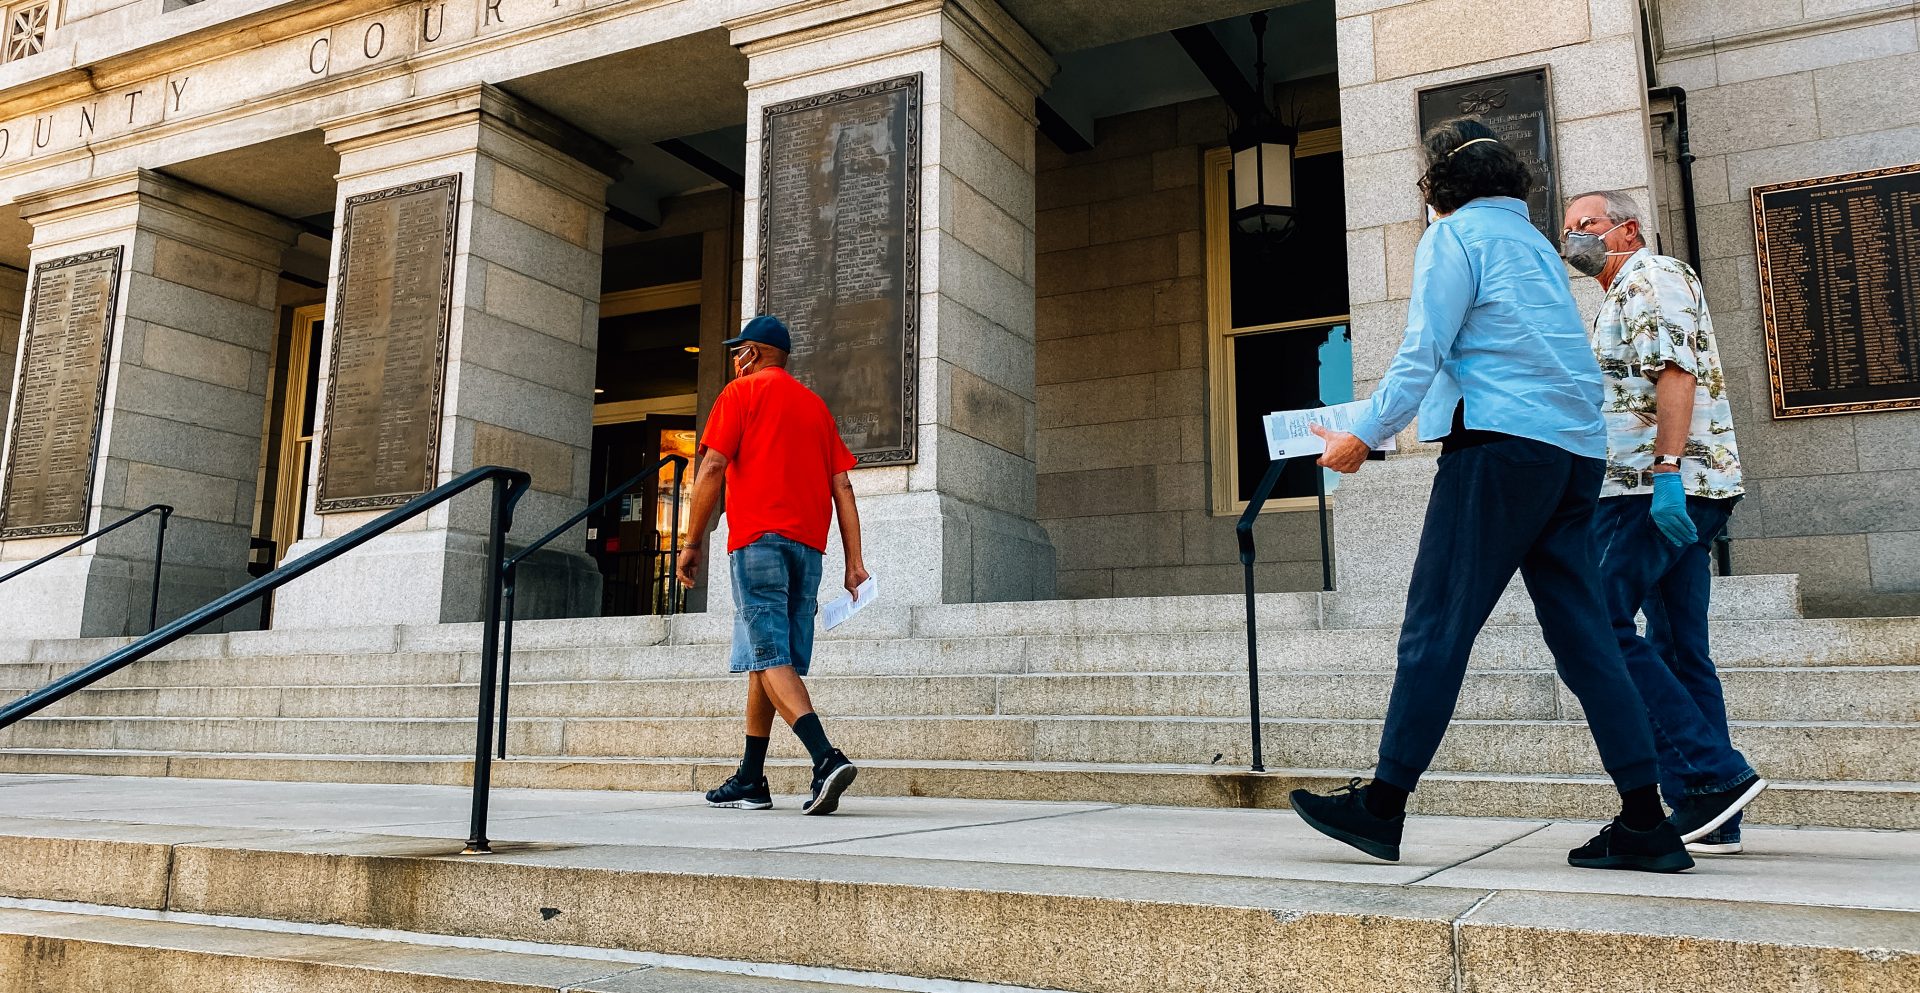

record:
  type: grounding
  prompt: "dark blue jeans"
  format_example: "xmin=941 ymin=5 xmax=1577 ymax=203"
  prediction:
xmin=1376 ymin=438 xmax=1660 ymax=794
xmin=1595 ymin=494 xmax=1753 ymax=825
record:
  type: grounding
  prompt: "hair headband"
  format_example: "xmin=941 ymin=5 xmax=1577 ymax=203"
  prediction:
xmin=1446 ymin=137 xmax=1500 ymax=157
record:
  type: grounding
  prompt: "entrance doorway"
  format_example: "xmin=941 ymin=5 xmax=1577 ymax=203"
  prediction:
xmin=591 ymin=280 xmax=702 ymax=615
xmin=267 ymin=304 xmax=325 ymax=565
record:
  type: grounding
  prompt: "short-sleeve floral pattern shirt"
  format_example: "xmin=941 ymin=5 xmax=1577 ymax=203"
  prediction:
xmin=1589 ymin=249 xmax=1744 ymax=499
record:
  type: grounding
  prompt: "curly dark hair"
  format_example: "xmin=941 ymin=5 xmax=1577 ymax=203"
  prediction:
xmin=1418 ymin=118 xmax=1535 ymax=215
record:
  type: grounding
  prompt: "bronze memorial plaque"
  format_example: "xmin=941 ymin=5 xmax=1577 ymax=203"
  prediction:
xmin=1753 ymin=163 xmax=1920 ymax=418
xmin=0 ymin=247 xmax=123 ymax=539
xmin=1417 ymin=67 xmax=1560 ymax=242
xmin=317 ymin=175 xmax=459 ymax=511
xmin=759 ymin=74 xmax=922 ymax=466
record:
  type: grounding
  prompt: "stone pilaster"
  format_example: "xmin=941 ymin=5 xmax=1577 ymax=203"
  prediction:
xmin=0 ymin=171 xmax=297 ymax=639
xmin=272 ymin=84 xmax=619 ymax=628
xmin=722 ymin=0 xmax=1058 ymax=607
xmin=1328 ymin=0 xmax=1659 ymax=620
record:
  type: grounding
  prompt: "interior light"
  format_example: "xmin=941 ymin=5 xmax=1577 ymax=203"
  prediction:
xmin=684 ymin=346 xmax=701 ymax=354
xmin=593 ymin=388 xmax=606 ymax=395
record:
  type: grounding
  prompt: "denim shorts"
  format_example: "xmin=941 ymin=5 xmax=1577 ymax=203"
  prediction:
xmin=728 ymin=533 xmax=824 ymax=676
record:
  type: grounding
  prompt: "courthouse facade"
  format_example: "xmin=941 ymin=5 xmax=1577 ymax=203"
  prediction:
xmin=1 ymin=0 xmax=1917 ymax=638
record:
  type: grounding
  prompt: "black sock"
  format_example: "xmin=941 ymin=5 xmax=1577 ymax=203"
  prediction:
xmin=736 ymin=735 xmax=769 ymax=781
xmin=1364 ymin=780 xmax=1408 ymax=820
xmin=1619 ymin=785 xmax=1665 ymax=831
xmin=790 ymin=713 xmax=834 ymax=766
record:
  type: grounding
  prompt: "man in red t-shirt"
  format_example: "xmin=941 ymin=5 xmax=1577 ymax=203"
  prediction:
xmin=676 ymin=314 xmax=868 ymax=815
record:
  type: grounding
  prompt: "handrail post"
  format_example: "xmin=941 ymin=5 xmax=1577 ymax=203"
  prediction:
xmin=1237 ymin=457 xmax=1289 ymax=774
xmin=466 ymin=475 xmax=517 ymax=855
xmin=1314 ymin=465 xmax=1332 ymax=592
xmin=667 ymin=457 xmax=685 ymax=616
xmin=148 ymin=507 xmax=172 ymax=634
xmin=496 ymin=562 xmax=517 ymax=761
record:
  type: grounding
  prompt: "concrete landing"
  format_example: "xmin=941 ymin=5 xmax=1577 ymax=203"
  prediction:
xmin=0 ymin=774 xmax=1915 ymax=910
xmin=0 ymin=775 xmax=1914 ymax=992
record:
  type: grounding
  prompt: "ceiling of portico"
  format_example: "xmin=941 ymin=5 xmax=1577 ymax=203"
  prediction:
xmin=0 ymin=209 xmax=27 ymax=269
xmin=502 ymin=29 xmax=748 ymax=153
xmin=1005 ymin=0 xmax=1315 ymax=53
xmin=163 ymin=130 xmax=342 ymax=223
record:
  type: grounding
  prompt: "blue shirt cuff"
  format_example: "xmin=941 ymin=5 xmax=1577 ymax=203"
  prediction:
xmin=1348 ymin=413 xmax=1390 ymax=451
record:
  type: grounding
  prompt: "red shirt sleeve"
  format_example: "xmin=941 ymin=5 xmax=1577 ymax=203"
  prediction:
xmin=701 ymin=381 xmax=745 ymax=461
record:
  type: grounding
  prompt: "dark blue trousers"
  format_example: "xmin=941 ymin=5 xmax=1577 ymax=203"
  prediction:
xmin=1595 ymin=495 xmax=1753 ymax=816
xmin=1375 ymin=437 xmax=1661 ymax=794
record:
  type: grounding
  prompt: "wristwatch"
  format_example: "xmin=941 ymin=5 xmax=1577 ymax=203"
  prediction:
xmin=1652 ymin=455 xmax=1683 ymax=470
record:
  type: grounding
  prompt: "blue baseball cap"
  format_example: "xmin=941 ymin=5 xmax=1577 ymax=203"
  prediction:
xmin=724 ymin=314 xmax=792 ymax=352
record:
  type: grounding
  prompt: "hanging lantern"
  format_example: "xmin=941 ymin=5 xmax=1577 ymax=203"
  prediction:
xmin=1229 ymin=13 xmax=1297 ymax=240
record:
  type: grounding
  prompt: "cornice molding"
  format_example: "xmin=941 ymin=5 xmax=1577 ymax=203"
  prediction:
xmin=17 ymin=168 xmax=300 ymax=263
xmin=322 ymin=82 xmax=626 ymax=183
xmin=1656 ymin=1 xmax=1917 ymax=62
xmin=728 ymin=0 xmax=1052 ymax=98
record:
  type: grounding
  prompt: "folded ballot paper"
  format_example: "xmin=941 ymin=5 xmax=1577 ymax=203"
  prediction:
xmin=821 ymin=576 xmax=878 ymax=631
xmin=1262 ymin=399 xmax=1397 ymax=461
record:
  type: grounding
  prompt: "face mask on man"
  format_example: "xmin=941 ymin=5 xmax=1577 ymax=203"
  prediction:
xmin=1560 ymin=222 xmax=1634 ymax=276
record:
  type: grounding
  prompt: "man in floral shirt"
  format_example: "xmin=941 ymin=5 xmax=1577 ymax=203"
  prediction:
xmin=1562 ymin=190 xmax=1766 ymax=855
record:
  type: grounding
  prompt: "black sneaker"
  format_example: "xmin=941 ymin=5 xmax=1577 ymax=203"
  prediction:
xmin=802 ymin=750 xmax=857 ymax=816
xmin=1289 ymin=778 xmax=1404 ymax=862
xmin=1568 ymin=820 xmax=1694 ymax=873
xmin=1669 ymin=777 xmax=1767 ymax=843
xmin=705 ymin=775 xmax=772 ymax=810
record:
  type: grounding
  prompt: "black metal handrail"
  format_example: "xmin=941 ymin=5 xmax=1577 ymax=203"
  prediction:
xmin=495 ymin=454 xmax=687 ymax=759
xmin=0 ymin=503 xmax=173 ymax=634
xmin=0 ymin=466 xmax=531 ymax=855
xmin=1235 ymin=454 xmax=1339 ymax=774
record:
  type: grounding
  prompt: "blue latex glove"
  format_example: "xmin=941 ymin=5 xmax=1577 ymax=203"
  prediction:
xmin=1650 ymin=471 xmax=1697 ymax=547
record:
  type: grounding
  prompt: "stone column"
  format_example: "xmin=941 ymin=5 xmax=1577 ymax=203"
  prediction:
xmin=1328 ymin=0 xmax=1658 ymax=622
xmin=722 ymin=0 xmax=1058 ymax=607
xmin=272 ymin=85 xmax=619 ymax=629
xmin=0 ymin=171 xmax=297 ymax=639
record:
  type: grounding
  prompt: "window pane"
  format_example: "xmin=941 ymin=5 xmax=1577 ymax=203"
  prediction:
xmin=1233 ymin=324 xmax=1353 ymax=503
xmin=1229 ymin=152 xmax=1349 ymax=329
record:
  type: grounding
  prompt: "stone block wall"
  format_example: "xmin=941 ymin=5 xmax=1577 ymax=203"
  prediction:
xmin=1033 ymin=97 xmax=1330 ymax=600
xmin=1650 ymin=0 xmax=1920 ymax=615
xmin=1336 ymin=0 xmax=1655 ymax=420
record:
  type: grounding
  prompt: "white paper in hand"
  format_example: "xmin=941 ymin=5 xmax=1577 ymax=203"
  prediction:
xmin=821 ymin=576 xmax=878 ymax=631
xmin=1262 ymin=399 xmax=1398 ymax=461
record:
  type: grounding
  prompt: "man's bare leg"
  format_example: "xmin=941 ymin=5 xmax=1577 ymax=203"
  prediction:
xmin=755 ymin=664 xmax=854 ymax=814
xmin=708 ymin=673 xmax=777 ymax=809
xmin=757 ymin=665 xmax=816 ymax=725
xmin=745 ymin=671 xmax=777 ymax=737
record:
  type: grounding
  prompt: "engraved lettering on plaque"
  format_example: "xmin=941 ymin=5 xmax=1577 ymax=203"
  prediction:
xmin=1418 ymin=67 xmax=1560 ymax=242
xmin=1 ymin=247 xmax=122 ymax=539
xmin=758 ymin=74 xmax=922 ymax=466
xmin=316 ymin=175 xmax=459 ymax=511
xmin=1753 ymin=163 xmax=1920 ymax=418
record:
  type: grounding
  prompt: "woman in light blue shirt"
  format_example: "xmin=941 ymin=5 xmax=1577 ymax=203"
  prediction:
xmin=1291 ymin=119 xmax=1690 ymax=874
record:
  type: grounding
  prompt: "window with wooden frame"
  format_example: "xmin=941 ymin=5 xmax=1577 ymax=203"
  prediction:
xmin=2 ymin=0 xmax=50 ymax=64
xmin=1204 ymin=130 xmax=1353 ymax=516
